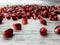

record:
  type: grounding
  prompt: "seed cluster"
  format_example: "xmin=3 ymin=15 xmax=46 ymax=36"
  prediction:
xmin=0 ymin=5 xmax=60 ymax=21
xmin=0 ymin=5 xmax=60 ymax=39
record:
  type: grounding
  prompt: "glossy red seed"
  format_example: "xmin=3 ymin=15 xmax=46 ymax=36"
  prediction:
xmin=6 ymin=16 xmax=11 ymax=20
xmin=48 ymin=15 xmax=52 ymax=20
xmin=53 ymin=16 xmax=58 ymax=21
xmin=0 ymin=18 xmax=3 ymax=24
xmin=57 ymin=6 xmax=60 ymax=10
xmin=38 ymin=15 xmax=43 ymax=19
xmin=43 ymin=10 xmax=49 ymax=18
xmin=32 ymin=14 xmax=37 ymax=20
xmin=54 ymin=27 xmax=60 ymax=34
xmin=3 ymin=28 xmax=13 ymax=38
xmin=6 ymin=17 xmax=11 ymax=20
xmin=40 ymin=27 xmax=47 ymax=36
xmin=54 ymin=25 xmax=60 ymax=34
xmin=40 ymin=19 xmax=47 ymax=25
xmin=0 ymin=14 xmax=5 ymax=19
xmin=22 ymin=18 xmax=28 ymax=25
xmin=17 ymin=15 xmax=22 ymax=19
xmin=12 ymin=16 xmax=18 ymax=21
xmin=13 ymin=23 xmax=22 ymax=30
xmin=22 ymin=15 xmax=27 ymax=19
xmin=51 ymin=12 xmax=57 ymax=16
xmin=55 ymin=25 xmax=60 ymax=29
xmin=26 ymin=12 xmax=31 ymax=19
xmin=55 ymin=10 xmax=60 ymax=14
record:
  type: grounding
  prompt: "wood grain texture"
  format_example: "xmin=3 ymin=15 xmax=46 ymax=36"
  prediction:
xmin=0 ymin=1 xmax=60 ymax=45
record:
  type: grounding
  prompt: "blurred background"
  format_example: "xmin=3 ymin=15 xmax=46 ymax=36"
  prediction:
xmin=0 ymin=1 xmax=60 ymax=7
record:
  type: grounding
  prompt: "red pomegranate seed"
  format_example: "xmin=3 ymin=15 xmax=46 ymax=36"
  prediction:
xmin=57 ymin=6 xmax=60 ymax=10
xmin=26 ymin=12 xmax=31 ymax=19
xmin=43 ymin=10 xmax=49 ymax=18
xmin=40 ymin=27 xmax=47 ymax=36
xmin=53 ymin=16 xmax=58 ymax=21
xmin=0 ymin=14 xmax=5 ymax=19
xmin=13 ymin=23 xmax=22 ymax=30
xmin=55 ymin=10 xmax=60 ymax=14
xmin=38 ymin=15 xmax=43 ymax=19
xmin=22 ymin=18 xmax=28 ymax=25
xmin=6 ymin=15 xmax=11 ymax=20
xmin=6 ymin=16 xmax=11 ymax=20
xmin=22 ymin=14 xmax=27 ymax=19
xmin=16 ymin=15 xmax=22 ymax=19
xmin=0 ymin=18 xmax=3 ymax=21
xmin=54 ymin=27 xmax=60 ymax=34
xmin=12 ymin=16 xmax=18 ymax=21
xmin=48 ymin=15 xmax=52 ymax=20
xmin=3 ymin=28 xmax=13 ymax=38
xmin=55 ymin=25 xmax=60 ymax=29
xmin=1 ymin=8 xmax=5 ymax=13
xmin=0 ymin=18 xmax=3 ymax=24
xmin=40 ymin=19 xmax=47 ymax=25
xmin=0 ymin=15 xmax=3 ymax=21
xmin=51 ymin=12 xmax=57 ymax=16
xmin=0 ymin=21 xmax=2 ymax=24
xmin=32 ymin=14 xmax=37 ymax=20
xmin=54 ymin=25 xmax=60 ymax=34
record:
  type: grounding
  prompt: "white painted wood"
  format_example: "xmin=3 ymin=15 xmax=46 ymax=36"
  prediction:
xmin=0 ymin=1 xmax=60 ymax=45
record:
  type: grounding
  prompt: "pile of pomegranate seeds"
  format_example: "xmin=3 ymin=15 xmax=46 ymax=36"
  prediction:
xmin=0 ymin=5 xmax=60 ymax=21
xmin=1 ymin=5 xmax=60 ymax=38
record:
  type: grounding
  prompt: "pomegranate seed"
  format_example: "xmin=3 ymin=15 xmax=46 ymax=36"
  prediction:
xmin=0 ymin=18 xmax=3 ymax=24
xmin=55 ymin=25 xmax=60 ymax=29
xmin=13 ymin=23 xmax=22 ymax=30
xmin=22 ymin=14 xmax=27 ymax=19
xmin=32 ymin=14 xmax=37 ymax=20
xmin=54 ymin=27 xmax=60 ymax=34
xmin=40 ymin=27 xmax=47 ymax=36
xmin=57 ymin=6 xmax=60 ymax=10
xmin=12 ymin=16 xmax=18 ymax=21
xmin=22 ymin=18 xmax=28 ymax=25
xmin=43 ymin=10 xmax=49 ymax=18
xmin=38 ymin=15 xmax=43 ymax=19
xmin=0 ymin=21 xmax=2 ymax=24
xmin=48 ymin=15 xmax=52 ymax=20
xmin=16 ymin=15 xmax=22 ymax=19
xmin=0 ymin=17 xmax=3 ymax=21
xmin=6 ymin=16 xmax=11 ymax=20
xmin=51 ymin=12 xmax=57 ymax=17
xmin=0 ymin=14 xmax=5 ymax=19
xmin=26 ymin=12 xmax=31 ymax=19
xmin=3 ymin=28 xmax=13 ymax=38
xmin=40 ymin=19 xmax=47 ymax=25
xmin=55 ymin=10 xmax=60 ymax=14
xmin=54 ymin=25 xmax=60 ymax=34
xmin=53 ymin=16 xmax=58 ymax=21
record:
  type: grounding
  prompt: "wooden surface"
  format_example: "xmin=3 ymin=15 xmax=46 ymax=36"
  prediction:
xmin=0 ymin=1 xmax=60 ymax=45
